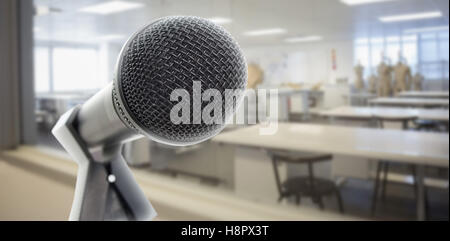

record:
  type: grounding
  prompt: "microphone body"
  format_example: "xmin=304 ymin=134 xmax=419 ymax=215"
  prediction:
xmin=52 ymin=16 xmax=247 ymax=221
xmin=76 ymin=83 xmax=137 ymax=148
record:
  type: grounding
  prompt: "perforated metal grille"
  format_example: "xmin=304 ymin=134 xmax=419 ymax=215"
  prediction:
xmin=118 ymin=16 xmax=247 ymax=144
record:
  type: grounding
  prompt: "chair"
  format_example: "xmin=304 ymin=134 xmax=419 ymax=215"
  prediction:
xmin=370 ymin=115 xmax=421 ymax=216
xmin=269 ymin=151 xmax=344 ymax=213
xmin=372 ymin=115 xmax=417 ymax=130
xmin=414 ymin=119 xmax=441 ymax=132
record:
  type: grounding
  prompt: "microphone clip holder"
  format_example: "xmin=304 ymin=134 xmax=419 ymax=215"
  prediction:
xmin=52 ymin=106 xmax=157 ymax=221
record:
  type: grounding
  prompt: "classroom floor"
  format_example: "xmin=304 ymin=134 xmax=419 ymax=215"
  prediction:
xmin=36 ymin=123 xmax=449 ymax=221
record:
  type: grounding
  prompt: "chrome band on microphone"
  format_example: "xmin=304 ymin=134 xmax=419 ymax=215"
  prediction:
xmin=77 ymin=82 xmax=137 ymax=148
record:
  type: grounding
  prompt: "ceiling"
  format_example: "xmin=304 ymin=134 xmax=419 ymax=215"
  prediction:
xmin=34 ymin=0 xmax=450 ymax=46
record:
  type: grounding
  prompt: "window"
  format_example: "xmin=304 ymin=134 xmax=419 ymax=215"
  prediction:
xmin=438 ymin=32 xmax=449 ymax=62
xmin=386 ymin=36 xmax=400 ymax=64
xmin=34 ymin=47 xmax=50 ymax=93
xmin=370 ymin=38 xmax=384 ymax=74
xmin=438 ymin=31 xmax=449 ymax=79
xmin=33 ymin=44 xmax=105 ymax=93
xmin=354 ymin=30 xmax=449 ymax=88
xmin=420 ymin=33 xmax=438 ymax=63
xmin=355 ymin=43 xmax=370 ymax=77
xmin=402 ymin=35 xmax=418 ymax=74
xmin=53 ymin=47 xmax=102 ymax=92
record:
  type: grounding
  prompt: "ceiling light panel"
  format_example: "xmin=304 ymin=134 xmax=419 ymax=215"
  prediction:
xmin=340 ymin=0 xmax=394 ymax=6
xmin=78 ymin=1 xmax=144 ymax=15
xmin=379 ymin=11 xmax=442 ymax=22
xmin=285 ymin=36 xmax=323 ymax=43
xmin=243 ymin=28 xmax=287 ymax=36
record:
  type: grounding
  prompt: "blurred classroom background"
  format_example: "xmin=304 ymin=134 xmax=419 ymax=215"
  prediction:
xmin=0 ymin=0 xmax=448 ymax=221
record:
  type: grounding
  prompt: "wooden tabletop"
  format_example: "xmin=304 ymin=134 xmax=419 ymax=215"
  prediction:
xmin=397 ymin=91 xmax=449 ymax=99
xmin=318 ymin=106 xmax=449 ymax=122
xmin=213 ymin=123 xmax=449 ymax=167
xmin=369 ymin=97 xmax=449 ymax=107
xmin=275 ymin=88 xmax=323 ymax=95
xmin=343 ymin=93 xmax=377 ymax=98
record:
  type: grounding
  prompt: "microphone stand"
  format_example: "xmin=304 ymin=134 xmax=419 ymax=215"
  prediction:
xmin=52 ymin=106 xmax=157 ymax=221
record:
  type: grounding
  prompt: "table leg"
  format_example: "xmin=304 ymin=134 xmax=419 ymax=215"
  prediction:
xmin=282 ymin=96 xmax=290 ymax=121
xmin=416 ymin=165 xmax=426 ymax=221
xmin=301 ymin=92 xmax=310 ymax=121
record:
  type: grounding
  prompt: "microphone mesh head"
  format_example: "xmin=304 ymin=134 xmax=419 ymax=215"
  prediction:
xmin=116 ymin=16 xmax=247 ymax=145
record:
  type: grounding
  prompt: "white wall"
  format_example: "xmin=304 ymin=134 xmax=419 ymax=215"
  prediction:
xmin=243 ymin=40 xmax=355 ymax=87
xmin=242 ymin=40 xmax=355 ymax=111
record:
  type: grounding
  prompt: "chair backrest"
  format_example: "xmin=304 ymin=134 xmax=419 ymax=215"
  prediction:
xmin=268 ymin=150 xmax=332 ymax=195
xmin=269 ymin=150 xmax=332 ymax=164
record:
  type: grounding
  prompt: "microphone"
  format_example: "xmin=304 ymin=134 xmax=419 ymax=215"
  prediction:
xmin=52 ymin=16 xmax=247 ymax=221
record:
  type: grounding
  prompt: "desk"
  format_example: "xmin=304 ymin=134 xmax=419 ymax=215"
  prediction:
xmin=35 ymin=93 xmax=91 ymax=127
xmin=319 ymin=106 xmax=449 ymax=122
xmin=277 ymin=89 xmax=323 ymax=121
xmin=342 ymin=93 xmax=377 ymax=106
xmin=398 ymin=91 xmax=449 ymax=99
xmin=213 ymin=123 xmax=449 ymax=220
xmin=35 ymin=93 xmax=90 ymax=115
xmin=369 ymin=97 xmax=449 ymax=108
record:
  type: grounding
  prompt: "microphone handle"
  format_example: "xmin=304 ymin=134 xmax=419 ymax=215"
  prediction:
xmin=77 ymin=82 xmax=137 ymax=148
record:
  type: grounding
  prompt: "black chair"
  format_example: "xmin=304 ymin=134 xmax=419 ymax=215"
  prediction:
xmin=269 ymin=151 xmax=344 ymax=213
xmin=371 ymin=115 xmax=422 ymax=216
xmin=414 ymin=119 xmax=442 ymax=132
